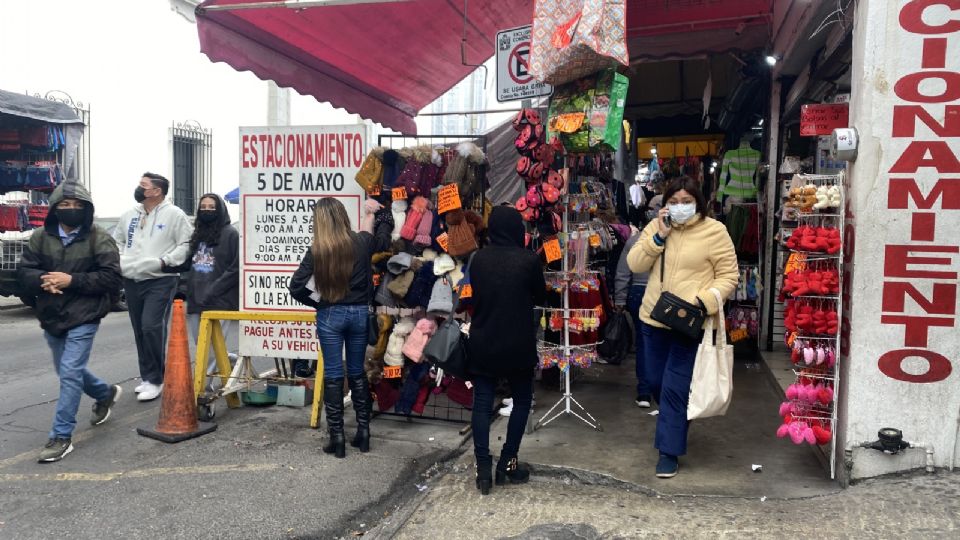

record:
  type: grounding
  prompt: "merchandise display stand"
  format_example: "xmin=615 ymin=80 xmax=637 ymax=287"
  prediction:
xmin=534 ymin=195 xmax=602 ymax=432
xmin=776 ymin=172 xmax=844 ymax=478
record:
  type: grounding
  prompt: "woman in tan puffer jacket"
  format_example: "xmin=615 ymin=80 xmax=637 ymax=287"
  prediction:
xmin=627 ymin=176 xmax=738 ymax=479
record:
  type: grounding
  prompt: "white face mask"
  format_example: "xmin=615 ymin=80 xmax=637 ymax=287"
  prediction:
xmin=668 ymin=203 xmax=697 ymax=224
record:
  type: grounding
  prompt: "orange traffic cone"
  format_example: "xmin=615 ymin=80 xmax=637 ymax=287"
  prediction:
xmin=137 ymin=299 xmax=218 ymax=443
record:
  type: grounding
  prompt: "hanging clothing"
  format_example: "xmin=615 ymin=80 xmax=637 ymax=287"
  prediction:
xmin=717 ymin=147 xmax=761 ymax=201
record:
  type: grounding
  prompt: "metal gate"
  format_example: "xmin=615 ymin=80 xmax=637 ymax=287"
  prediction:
xmin=170 ymin=120 xmax=212 ymax=215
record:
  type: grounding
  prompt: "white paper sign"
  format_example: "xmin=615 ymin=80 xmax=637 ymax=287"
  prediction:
xmin=496 ymin=25 xmax=553 ymax=103
xmin=238 ymin=125 xmax=365 ymax=358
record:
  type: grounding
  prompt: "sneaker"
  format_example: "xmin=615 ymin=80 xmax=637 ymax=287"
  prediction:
xmin=498 ymin=405 xmax=513 ymax=417
xmin=134 ymin=380 xmax=150 ymax=393
xmin=136 ymin=383 xmax=162 ymax=402
xmin=655 ymin=453 xmax=679 ymax=478
xmin=635 ymin=394 xmax=652 ymax=408
xmin=38 ymin=438 xmax=73 ymax=463
xmin=91 ymin=385 xmax=122 ymax=425
xmin=501 ymin=397 xmax=513 ymax=407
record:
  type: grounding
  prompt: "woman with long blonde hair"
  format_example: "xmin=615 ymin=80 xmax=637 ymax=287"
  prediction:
xmin=290 ymin=197 xmax=391 ymax=457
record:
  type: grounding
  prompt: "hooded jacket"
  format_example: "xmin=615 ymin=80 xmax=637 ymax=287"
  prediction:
xmin=183 ymin=194 xmax=239 ymax=314
xmin=467 ymin=206 xmax=546 ymax=377
xmin=113 ymin=197 xmax=193 ymax=281
xmin=18 ymin=182 xmax=122 ymax=336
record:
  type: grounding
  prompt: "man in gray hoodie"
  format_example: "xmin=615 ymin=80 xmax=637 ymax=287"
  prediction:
xmin=113 ymin=173 xmax=192 ymax=401
xmin=615 ymin=232 xmax=653 ymax=409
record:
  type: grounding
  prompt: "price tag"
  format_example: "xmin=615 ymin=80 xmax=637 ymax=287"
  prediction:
xmin=372 ymin=273 xmax=382 ymax=287
xmin=368 ymin=184 xmax=382 ymax=196
xmin=392 ymin=187 xmax=408 ymax=201
xmin=436 ymin=232 xmax=450 ymax=252
xmin=437 ymin=184 xmax=462 ymax=213
xmin=544 ymin=238 xmax=562 ymax=263
xmin=549 ymin=113 xmax=586 ymax=134
xmin=589 ymin=234 xmax=601 ymax=247
xmin=458 ymin=283 xmax=473 ymax=299
xmin=383 ymin=365 xmax=402 ymax=379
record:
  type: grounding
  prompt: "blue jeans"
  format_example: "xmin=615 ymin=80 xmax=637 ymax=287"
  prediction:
xmin=642 ymin=322 xmax=700 ymax=457
xmin=471 ymin=373 xmax=533 ymax=462
xmin=626 ymin=284 xmax=651 ymax=396
xmin=44 ymin=323 xmax=111 ymax=439
xmin=315 ymin=305 xmax=368 ymax=379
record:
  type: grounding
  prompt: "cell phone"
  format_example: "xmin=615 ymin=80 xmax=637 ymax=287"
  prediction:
xmin=663 ymin=214 xmax=672 ymax=228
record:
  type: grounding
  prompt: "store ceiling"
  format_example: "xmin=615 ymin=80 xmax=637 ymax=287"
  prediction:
xmin=195 ymin=0 xmax=791 ymax=133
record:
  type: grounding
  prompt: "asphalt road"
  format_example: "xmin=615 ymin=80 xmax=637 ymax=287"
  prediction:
xmin=0 ymin=307 xmax=467 ymax=539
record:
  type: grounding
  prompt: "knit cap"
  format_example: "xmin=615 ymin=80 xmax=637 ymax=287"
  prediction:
xmin=390 ymin=200 xmax=408 ymax=241
xmin=433 ymin=254 xmax=455 ymax=275
xmin=427 ymin=278 xmax=454 ymax=314
xmin=414 ymin=209 xmax=435 ymax=247
xmin=384 ymin=317 xmax=415 ymax=366
xmin=402 ymin=318 xmax=438 ymax=363
xmin=403 ymin=261 xmax=438 ymax=309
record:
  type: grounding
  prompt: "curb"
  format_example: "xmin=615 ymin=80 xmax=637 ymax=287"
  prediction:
xmin=0 ymin=302 xmax=25 ymax=312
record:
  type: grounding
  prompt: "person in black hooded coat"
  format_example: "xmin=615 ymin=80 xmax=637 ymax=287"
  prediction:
xmin=180 ymin=194 xmax=240 ymax=360
xmin=467 ymin=206 xmax=546 ymax=495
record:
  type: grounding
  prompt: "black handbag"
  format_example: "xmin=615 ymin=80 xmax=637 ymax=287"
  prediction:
xmin=597 ymin=310 xmax=631 ymax=365
xmin=367 ymin=310 xmax=380 ymax=347
xmin=422 ymin=317 xmax=469 ymax=379
xmin=649 ymin=240 xmax=706 ymax=341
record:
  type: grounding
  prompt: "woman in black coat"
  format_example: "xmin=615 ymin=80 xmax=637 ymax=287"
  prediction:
xmin=467 ymin=206 xmax=546 ymax=494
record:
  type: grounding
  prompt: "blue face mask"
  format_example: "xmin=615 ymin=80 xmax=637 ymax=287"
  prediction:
xmin=668 ymin=203 xmax=697 ymax=224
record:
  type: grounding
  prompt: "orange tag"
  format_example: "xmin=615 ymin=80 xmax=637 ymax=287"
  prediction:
xmin=458 ymin=283 xmax=473 ymax=299
xmin=383 ymin=365 xmax=402 ymax=379
xmin=436 ymin=232 xmax=450 ymax=252
xmin=392 ymin=187 xmax=407 ymax=201
xmin=372 ymin=273 xmax=382 ymax=287
xmin=544 ymin=238 xmax=562 ymax=263
xmin=589 ymin=234 xmax=601 ymax=247
xmin=549 ymin=113 xmax=586 ymax=134
xmin=437 ymin=184 xmax=462 ymax=214
xmin=594 ymin=305 xmax=603 ymax=317
xmin=368 ymin=184 xmax=382 ymax=196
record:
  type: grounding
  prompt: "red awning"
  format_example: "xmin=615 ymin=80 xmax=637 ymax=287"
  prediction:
xmin=196 ymin=0 xmax=534 ymax=134
xmin=196 ymin=0 xmax=778 ymax=133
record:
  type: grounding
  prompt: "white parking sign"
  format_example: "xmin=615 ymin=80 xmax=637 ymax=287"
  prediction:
xmin=496 ymin=25 xmax=553 ymax=103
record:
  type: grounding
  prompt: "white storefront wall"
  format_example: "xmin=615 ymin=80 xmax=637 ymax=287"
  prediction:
xmin=840 ymin=0 xmax=960 ymax=480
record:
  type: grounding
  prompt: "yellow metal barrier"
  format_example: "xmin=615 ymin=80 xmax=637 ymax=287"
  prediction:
xmin=195 ymin=311 xmax=324 ymax=428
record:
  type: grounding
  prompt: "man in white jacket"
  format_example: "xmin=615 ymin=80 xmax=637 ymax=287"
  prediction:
xmin=113 ymin=173 xmax=193 ymax=401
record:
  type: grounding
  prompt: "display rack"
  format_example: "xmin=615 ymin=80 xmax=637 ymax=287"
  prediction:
xmin=534 ymin=192 xmax=603 ymax=432
xmin=777 ymin=172 xmax=844 ymax=479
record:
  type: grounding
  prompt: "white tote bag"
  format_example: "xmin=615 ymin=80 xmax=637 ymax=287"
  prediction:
xmin=687 ymin=288 xmax=734 ymax=420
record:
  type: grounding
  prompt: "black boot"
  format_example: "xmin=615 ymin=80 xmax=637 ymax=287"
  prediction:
xmin=495 ymin=456 xmax=530 ymax=485
xmin=348 ymin=375 xmax=371 ymax=453
xmin=476 ymin=454 xmax=493 ymax=495
xmin=322 ymin=378 xmax=346 ymax=458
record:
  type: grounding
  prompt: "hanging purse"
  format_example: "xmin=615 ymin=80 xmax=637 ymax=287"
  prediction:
xmin=649 ymin=239 xmax=706 ymax=341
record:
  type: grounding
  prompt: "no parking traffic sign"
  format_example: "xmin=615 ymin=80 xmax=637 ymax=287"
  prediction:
xmin=496 ymin=25 xmax=553 ymax=102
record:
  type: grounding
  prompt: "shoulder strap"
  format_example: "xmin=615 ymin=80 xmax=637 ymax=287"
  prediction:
xmin=659 ymin=240 xmax=665 ymax=291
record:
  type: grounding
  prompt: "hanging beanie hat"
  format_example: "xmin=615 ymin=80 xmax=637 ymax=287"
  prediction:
xmin=372 ymin=314 xmax=394 ymax=362
xmin=397 ymin=159 xmax=425 ymax=195
xmin=400 ymin=196 xmax=428 ymax=241
xmin=384 ymin=317 xmax=415 ymax=366
xmin=390 ymin=200 xmax=408 ymax=241
xmin=387 ymin=252 xmax=414 ymax=275
xmin=449 ymin=261 xmax=465 ymax=286
xmin=421 ymin=248 xmax=438 ymax=262
xmin=404 ymin=261 xmax=438 ymax=309
xmin=427 ymin=278 xmax=454 ymax=314
xmin=402 ymin=318 xmax=438 ymax=363
xmin=433 ymin=253 xmax=456 ymax=275
xmin=354 ymin=147 xmax=384 ymax=193
xmin=414 ymin=209 xmax=435 ymax=247
xmin=375 ymin=273 xmax=397 ymax=307
xmin=387 ymin=269 xmax=416 ymax=299
xmin=445 ymin=209 xmax=478 ymax=257
xmin=381 ymin=149 xmax=402 ymax=189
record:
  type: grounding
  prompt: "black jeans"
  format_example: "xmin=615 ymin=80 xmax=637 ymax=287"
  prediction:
xmin=471 ymin=372 xmax=533 ymax=463
xmin=124 ymin=277 xmax=178 ymax=385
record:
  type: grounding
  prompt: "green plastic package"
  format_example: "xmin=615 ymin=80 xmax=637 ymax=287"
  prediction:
xmin=547 ymin=69 xmax=629 ymax=153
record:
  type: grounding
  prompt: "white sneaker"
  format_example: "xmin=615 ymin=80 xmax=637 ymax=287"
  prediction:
xmin=499 ymin=405 xmax=513 ymax=417
xmin=134 ymin=381 xmax=150 ymax=393
xmin=501 ymin=398 xmax=513 ymax=407
xmin=137 ymin=383 xmax=163 ymax=402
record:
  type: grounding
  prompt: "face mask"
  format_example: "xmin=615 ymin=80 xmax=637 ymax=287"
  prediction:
xmin=55 ymin=208 xmax=85 ymax=228
xmin=134 ymin=186 xmax=147 ymax=203
xmin=197 ymin=210 xmax=218 ymax=224
xmin=668 ymin=202 xmax=697 ymax=224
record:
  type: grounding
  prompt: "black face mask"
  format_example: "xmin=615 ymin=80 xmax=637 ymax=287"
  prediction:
xmin=134 ymin=186 xmax=147 ymax=203
xmin=56 ymin=208 xmax=85 ymax=228
xmin=197 ymin=210 xmax=218 ymax=224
